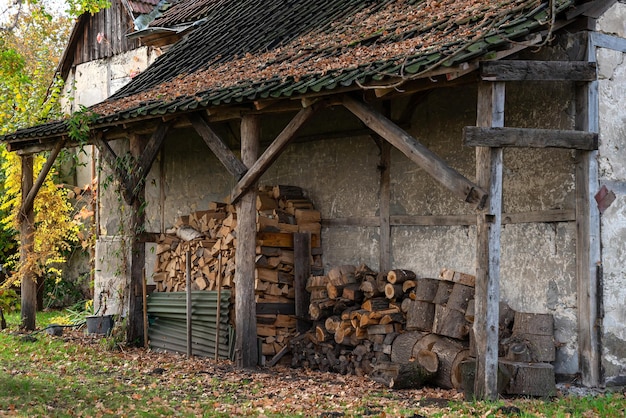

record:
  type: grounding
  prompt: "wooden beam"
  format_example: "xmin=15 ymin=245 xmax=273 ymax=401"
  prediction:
xmin=481 ymin=61 xmax=597 ymax=82
xmin=235 ymin=114 xmax=260 ymax=368
xmin=474 ymin=81 xmax=505 ymax=401
xmin=19 ymin=139 xmax=65 ymax=216
xmin=575 ymin=34 xmax=601 ymax=387
xmin=379 ymin=138 xmax=391 ymax=273
xmin=230 ymin=103 xmax=324 ymax=204
xmin=19 ymin=155 xmax=36 ymax=331
xmin=590 ymin=32 xmax=626 ymax=53
xmin=131 ymin=121 xmax=171 ymax=195
xmin=342 ymin=95 xmax=488 ymax=208
xmin=321 ymin=209 xmax=576 ymax=228
xmin=188 ymin=113 xmax=247 ymax=178
xmin=463 ymin=127 xmax=598 ymax=150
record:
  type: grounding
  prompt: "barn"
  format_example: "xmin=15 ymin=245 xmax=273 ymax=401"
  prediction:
xmin=2 ymin=0 xmax=625 ymax=397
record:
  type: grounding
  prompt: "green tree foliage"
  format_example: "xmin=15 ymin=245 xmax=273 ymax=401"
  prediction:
xmin=0 ymin=2 xmax=89 ymax=297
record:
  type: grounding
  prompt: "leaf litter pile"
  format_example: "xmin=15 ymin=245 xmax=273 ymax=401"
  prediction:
xmin=1 ymin=328 xmax=624 ymax=417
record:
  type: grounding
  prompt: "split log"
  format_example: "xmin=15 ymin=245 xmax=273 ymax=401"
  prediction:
xmin=387 ymin=269 xmax=417 ymax=284
xmin=429 ymin=336 xmax=467 ymax=389
xmin=405 ymin=300 xmax=435 ymax=332
xmin=390 ymin=331 xmax=427 ymax=364
xmin=432 ymin=305 xmax=470 ymax=340
xmin=439 ymin=268 xmax=476 ymax=287
xmin=414 ymin=278 xmax=440 ymax=302
xmin=432 ymin=281 xmax=454 ymax=305
xmin=446 ymin=283 xmax=474 ymax=313
xmin=370 ymin=360 xmax=435 ymax=389
xmin=384 ymin=283 xmax=404 ymax=300
xmin=512 ymin=312 xmax=554 ymax=336
xmin=503 ymin=334 xmax=555 ymax=362
xmin=499 ymin=360 xmax=556 ymax=397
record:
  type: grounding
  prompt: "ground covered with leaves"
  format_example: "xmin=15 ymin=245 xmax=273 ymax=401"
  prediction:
xmin=0 ymin=326 xmax=624 ymax=417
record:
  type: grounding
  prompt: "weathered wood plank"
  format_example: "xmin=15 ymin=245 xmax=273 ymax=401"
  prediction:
xmin=590 ymin=32 xmax=626 ymax=53
xmin=463 ymin=127 xmax=598 ymax=150
xmin=474 ymin=82 xmax=504 ymax=400
xmin=20 ymin=139 xmax=65 ymax=216
xmin=132 ymin=121 xmax=171 ymax=193
xmin=20 ymin=155 xmax=36 ymax=330
xmin=481 ymin=60 xmax=597 ymax=81
xmin=379 ymin=137 xmax=391 ymax=273
xmin=342 ymin=96 xmax=487 ymax=208
xmin=92 ymin=133 xmax=135 ymax=204
xmin=188 ymin=113 xmax=247 ymax=178
xmin=575 ymin=36 xmax=601 ymax=387
xmin=235 ymin=114 xmax=260 ymax=368
xmin=231 ymin=103 xmax=324 ymax=204
xmin=322 ymin=210 xmax=574 ymax=228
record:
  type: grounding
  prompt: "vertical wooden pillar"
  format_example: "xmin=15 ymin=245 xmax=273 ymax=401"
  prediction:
xmin=474 ymin=82 xmax=505 ymax=400
xmin=127 ymin=135 xmax=147 ymax=345
xmin=294 ymin=233 xmax=311 ymax=332
xmin=20 ymin=155 xmax=36 ymax=330
xmin=235 ymin=114 xmax=260 ymax=367
xmin=379 ymin=140 xmax=391 ymax=273
xmin=575 ymin=35 xmax=601 ymax=387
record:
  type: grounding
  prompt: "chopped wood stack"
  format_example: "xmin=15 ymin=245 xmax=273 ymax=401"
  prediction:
xmin=151 ymin=185 xmax=324 ymax=361
xmin=293 ymin=265 xmax=557 ymax=394
xmin=291 ymin=266 xmax=477 ymax=388
xmin=255 ymin=185 xmax=323 ymax=357
xmin=152 ymin=202 xmax=236 ymax=292
xmin=462 ymin=308 xmax=557 ymax=397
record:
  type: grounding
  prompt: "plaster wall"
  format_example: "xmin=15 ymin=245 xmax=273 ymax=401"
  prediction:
xmin=596 ymin=2 xmax=626 ymax=386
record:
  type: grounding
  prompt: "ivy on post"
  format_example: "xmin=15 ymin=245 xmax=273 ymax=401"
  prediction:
xmin=19 ymin=154 xmax=36 ymax=330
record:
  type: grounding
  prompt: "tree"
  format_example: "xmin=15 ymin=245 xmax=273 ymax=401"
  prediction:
xmin=0 ymin=1 xmax=93 ymax=329
xmin=1 ymin=0 xmax=111 ymax=32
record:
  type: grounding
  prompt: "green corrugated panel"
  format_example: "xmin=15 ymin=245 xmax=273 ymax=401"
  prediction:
xmin=147 ymin=291 xmax=232 ymax=359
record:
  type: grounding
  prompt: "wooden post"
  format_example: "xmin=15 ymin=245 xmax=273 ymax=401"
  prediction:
xmin=294 ymin=232 xmax=311 ymax=332
xmin=235 ymin=114 xmax=260 ymax=368
xmin=127 ymin=134 xmax=148 ymax=346
xmin=575 ymin=34 xmax=601 ymax=387
xmin=474 ymin=81 xmax=504 ymax=400
xmin=19 ymin=155 xmax=36 ymax=330
xmin=379 ymin=139 xmax=391 ymax=273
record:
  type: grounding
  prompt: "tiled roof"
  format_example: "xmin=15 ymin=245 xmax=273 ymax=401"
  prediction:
xmin=149 ymin=0 xmax=220 ymax=27
xmin=127 ymin=0 xmax=161 ymax=15
xmin=3 ymin=0 xmax=585 ymax=144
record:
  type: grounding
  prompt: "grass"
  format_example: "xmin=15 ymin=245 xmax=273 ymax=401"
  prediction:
xmin=0 ymin=310 xmax=624 ymax=417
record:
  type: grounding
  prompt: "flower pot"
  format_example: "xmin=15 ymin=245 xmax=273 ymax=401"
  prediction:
xmin=86 ymin=315 xmax=114 ymax=335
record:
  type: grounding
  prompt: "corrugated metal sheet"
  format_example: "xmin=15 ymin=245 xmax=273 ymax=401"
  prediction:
xmin=147 ymin=290 xmax=233 ymax=359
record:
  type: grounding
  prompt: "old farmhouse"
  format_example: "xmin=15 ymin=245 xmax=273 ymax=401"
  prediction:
xmin=2 ymin=0 xmax=625 ymax=398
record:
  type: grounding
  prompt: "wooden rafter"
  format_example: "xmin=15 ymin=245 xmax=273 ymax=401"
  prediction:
xmin=19 ymin=139 xmax=66 ymax=217
xmin=230 ymin=101 xmax=326 ymax=204
xmin=342 ymin=95 xmax=488 ymax=209
xmin=188 ymin=113 xmax=247 ymax=178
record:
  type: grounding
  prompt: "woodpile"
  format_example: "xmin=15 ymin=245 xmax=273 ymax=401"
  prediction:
xmin=151 ymin=185 xmax=323 ymax=360
xmin=255 ymin=185 xmax=323 ymax=358
xmin=152 ymin=201 xmax=236 ymax=292
xmin=291 ymin=266 xmax=475 ymax=388
xmin=292 ymin=266 xmax=557 ymax=395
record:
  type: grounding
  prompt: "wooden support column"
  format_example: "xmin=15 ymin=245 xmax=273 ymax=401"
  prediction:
xmin=127 ymin=134 xmax=148 ymax=346
xmin=379 ymin=139 xmax=391 ymax=273
xmin=19 ymin=155 xmax=36 ymax=330
xmin=575 ymin=35 xmax=601 ymax=387
xmin=474 ymin=81 xmax=504 ymax=400
xmin=235 ymin=114 xmax=260 ymax=368
xmin=294 ymin=232 xmax=311 ymax=332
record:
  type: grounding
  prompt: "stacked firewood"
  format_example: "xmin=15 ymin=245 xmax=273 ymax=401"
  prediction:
xmin=291 ymin=265 xmax=478 ymax=388
xmin=255 ymin=185 xmax=323 ymax=357
xmin=152 ymin=202 xmax=236 ymax=292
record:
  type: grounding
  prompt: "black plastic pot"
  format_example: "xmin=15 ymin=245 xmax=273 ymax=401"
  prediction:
xmin=86 ymin=315 xmax=114 ymax=335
